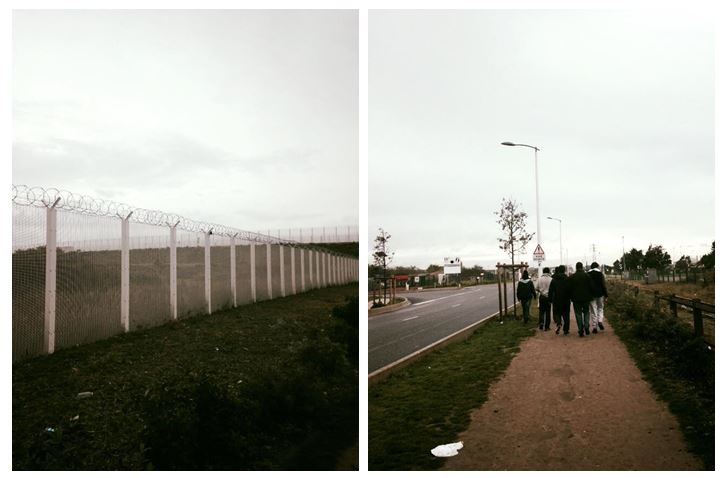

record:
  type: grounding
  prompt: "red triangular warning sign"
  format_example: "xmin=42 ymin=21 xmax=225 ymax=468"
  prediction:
xmin=533 ymin=244 xmax=544 ymax=255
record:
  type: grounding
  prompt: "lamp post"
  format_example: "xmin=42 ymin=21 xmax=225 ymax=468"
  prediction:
xmin=501 ymin=141 xmax=542 ymax=268
xmin=546 ymin=216 xmax=562 ymax=266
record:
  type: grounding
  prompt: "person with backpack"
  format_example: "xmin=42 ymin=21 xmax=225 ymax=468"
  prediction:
xmin=548 ymin=265 xmax=571 ymax=335
xmin=536 ymin=267 xmax=553 ymax=331
xmin=588 ymin=261 xmax=608 ymax=333
xmin=568 ymin=262 xmax=594 ymax=337
xmin=516 ymin=269 xmax=537 ymax=324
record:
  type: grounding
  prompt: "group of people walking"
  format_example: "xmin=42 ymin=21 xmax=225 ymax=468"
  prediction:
xmin=516 ymin=261 xmax=608 ymax=337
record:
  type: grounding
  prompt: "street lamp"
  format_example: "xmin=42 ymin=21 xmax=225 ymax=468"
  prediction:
xmin=546 ymin=216 xmax=562 ymax=266
xmin=501 ymin=141 xmax=542 ymax=267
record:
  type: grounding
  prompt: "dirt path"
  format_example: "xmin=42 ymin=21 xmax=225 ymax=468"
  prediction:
xmin=442 ymin=320 xmax=702 ymax=471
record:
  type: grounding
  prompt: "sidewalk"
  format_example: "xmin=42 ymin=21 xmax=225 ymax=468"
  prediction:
xmin=441 ymin=321 xmax=702 ymax=471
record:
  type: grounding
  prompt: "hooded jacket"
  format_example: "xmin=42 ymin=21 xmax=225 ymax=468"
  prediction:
xmin=516 ymin=278 xmax=537 ymax=301
xmin=568 ymin=269 xmax=594 ymax=303
xmin=587 ymin=268 xmax=608 ymax=298
xmin=548 ymin=271 xmax=571 ymax=306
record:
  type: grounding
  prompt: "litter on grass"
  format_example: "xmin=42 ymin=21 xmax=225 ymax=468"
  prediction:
xmin=431 ymin=441 xmax=463 ymax=457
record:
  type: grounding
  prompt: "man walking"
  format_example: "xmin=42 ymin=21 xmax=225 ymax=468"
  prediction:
xmin=536 ymin=267 xmax=553 ymax=331
xmin=588 ymin=261 xmax=608 ymax=333
xmin=516 ymin=270 xmax=536 ymax=324
xmin=568 ymin=262 xmax=594 ymax=337
xmin=548 ymin=265 xmax=571 ymax=335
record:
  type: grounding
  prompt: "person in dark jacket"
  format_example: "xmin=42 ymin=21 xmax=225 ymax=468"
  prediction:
xmin=568 ymin=262 xmax=594 ymax=337
xmin=548 ymin=265 xmax=571 ymax=335
xmin=587 ymin=261 xmax=608 ymax=333
xmin=516 ymin=270 xmax=536 ymax=324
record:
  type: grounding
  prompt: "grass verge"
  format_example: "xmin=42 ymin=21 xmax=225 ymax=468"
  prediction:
xmin=606 ymin=282 xmax=714 ymax=470
xmin=368 ymin=309 xmax=537 ymax=470
xmin=13 ymin=285 xmax=358 ymax=471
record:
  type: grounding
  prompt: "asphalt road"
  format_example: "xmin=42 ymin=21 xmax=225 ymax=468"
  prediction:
xmin=368 ymin=283 xmax=515 ymax=373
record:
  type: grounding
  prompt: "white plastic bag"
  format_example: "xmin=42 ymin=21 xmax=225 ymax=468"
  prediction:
xmin=430 ymin=441 xmax=463 ymax=457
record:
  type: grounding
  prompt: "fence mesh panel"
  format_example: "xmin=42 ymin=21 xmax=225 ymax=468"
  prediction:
xmin=270 ymin=244 xmax=282 ymax=299
xmin=55 ymin=210 xmax=122 ymax=350
xmin=12 ymin=204 xmax=46 ymax=361
xmin=210 ymin=235 xmax=233 ymax=312
xmin=176 ymin=230 xmax=206 ymax=318
xmin=235 ymin=244 xmax=253 ymax=305
xmin=130 ymin=223 xmax=171 ymax=330
xmin=256 ymin=245 xmax=270 ymax=301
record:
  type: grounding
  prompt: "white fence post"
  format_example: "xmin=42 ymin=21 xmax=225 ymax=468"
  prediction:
xmin=250 ymin=243 xmax=257 ymax=302
xmin=300 ymin=248 xmax=305 ymax=292
xmin=169 ymin=222 xmax=178 ymax=319
xmin=290 ymin=246 xmax=296 ymax=295
xmin=43 ymin=198 xmax=60 ymax=354
xmin=280 ymin=245 xmax=286 ymax=298
xmin=331 ymin=254 xmax=335 ymax=285
xmin=316 ymin=251 xmax=321 ymax=288
xmin=335 ymin=255 xmax=339 ymax=284
xmin=205 ymin=229 xmax=212 ymax=315
xmin=319 ymin=252 xmax=326 ymax=287
xmin=230 ymin=234 xmax=237 ymax=308
xmin=326 ymin=253 xmax=331 ymax=286
xmin=266 ymin=243 xmax=273 ymax=299
xmin=121 ymin=212 xmax=132 ymax=332
xmin=309 ymin=249 xmax=314 ymax=289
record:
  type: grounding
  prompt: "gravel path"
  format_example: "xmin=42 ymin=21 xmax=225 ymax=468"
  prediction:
xmin=441 ymin=320 xmax=702 ymax=471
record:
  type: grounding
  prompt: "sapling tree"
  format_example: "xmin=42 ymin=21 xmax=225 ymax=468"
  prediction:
xmin=495 ymin=198 xmax=534 ymax=310
xmin=372 ymin=228 xmax=394 ymax=304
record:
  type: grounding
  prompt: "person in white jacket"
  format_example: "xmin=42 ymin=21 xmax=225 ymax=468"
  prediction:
xmin=536 ymin=267 xmax=553 ymax=331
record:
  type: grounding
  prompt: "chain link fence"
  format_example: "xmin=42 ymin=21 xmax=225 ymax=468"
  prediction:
xmin=12 ymin=185 xmax=359 ymax=362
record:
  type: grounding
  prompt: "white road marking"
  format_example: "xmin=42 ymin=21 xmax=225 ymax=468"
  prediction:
xmin=402 ymin=316 xmax=419 ymax=322
xmin=480 ymin=296 xmax=486 ymax=299
xmin=414 ymin=299 xmax=439 ymax=306
xmin=451 ymin=304 xmax=461 ymax=308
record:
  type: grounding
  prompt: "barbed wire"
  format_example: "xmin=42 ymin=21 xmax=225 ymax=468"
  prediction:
xmin=12 ymin=185 xmax=353 ymax=252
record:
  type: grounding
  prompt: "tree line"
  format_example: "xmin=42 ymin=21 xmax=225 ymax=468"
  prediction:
xmin=613 ymin=241 xmax=714 ymax=274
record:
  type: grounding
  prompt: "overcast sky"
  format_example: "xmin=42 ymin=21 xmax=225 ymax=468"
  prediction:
xmin=369 ymin=9 xmax=714 ymax=270
xmin=13 ymin=10 xmax=358 ymax=233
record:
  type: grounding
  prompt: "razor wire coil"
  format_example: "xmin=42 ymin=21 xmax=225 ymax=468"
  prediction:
xmin=12 ymin=184 xmax=303 ymax=246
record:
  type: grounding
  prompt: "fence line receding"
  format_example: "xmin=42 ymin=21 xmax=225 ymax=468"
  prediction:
xmin=12 ymin=185 xmax=359 ymax=362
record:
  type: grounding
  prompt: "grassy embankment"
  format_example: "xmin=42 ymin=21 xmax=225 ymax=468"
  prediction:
xmin=13 ymin=285 xmax=358 ymax=471
xmin=606 ymin=281 xmax=714 ymax=470
xmin=368 ymin=308 xmax=537 ymax=470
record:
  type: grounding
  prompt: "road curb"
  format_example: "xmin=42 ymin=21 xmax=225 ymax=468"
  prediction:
xmin=368 ymin=304 xmax=516 ymax=386
xmin=368 ymin=297 xmax=410 ymax=317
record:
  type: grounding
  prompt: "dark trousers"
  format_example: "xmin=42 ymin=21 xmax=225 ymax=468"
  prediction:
xmin=573 ymin=301 xmax=590 ymax=334
xmin=539 ymin=295 xmax=551 ymax=329
xmin=521 ymin=299 xmax=532 ymax=323
xmin=553 ymin=301 xmax=571 ymax=333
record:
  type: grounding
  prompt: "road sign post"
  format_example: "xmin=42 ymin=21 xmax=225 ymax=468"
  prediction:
xmin=533 ymin=244 xmax=545 ymax=268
